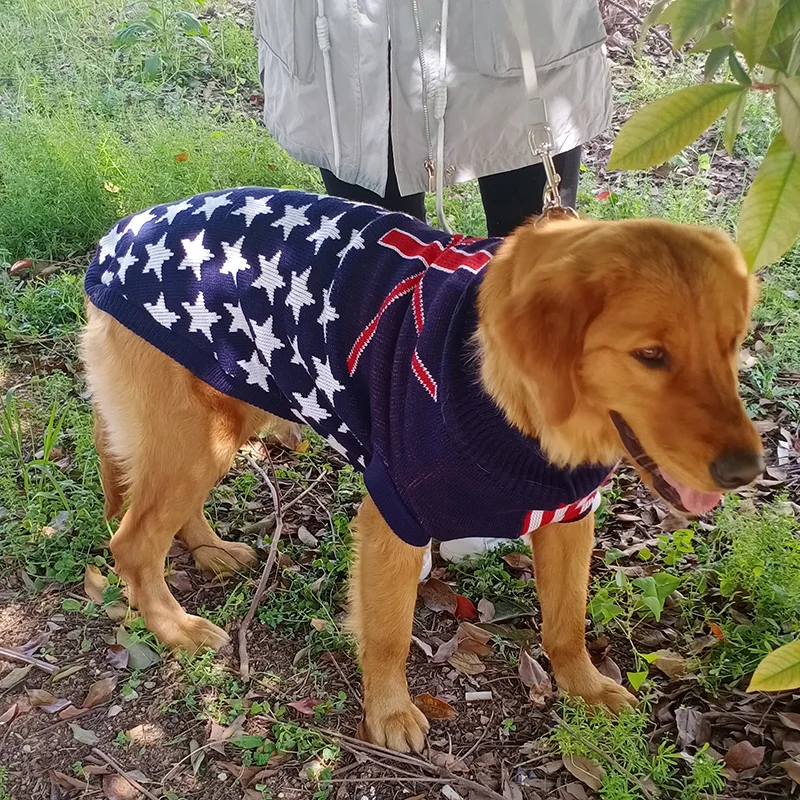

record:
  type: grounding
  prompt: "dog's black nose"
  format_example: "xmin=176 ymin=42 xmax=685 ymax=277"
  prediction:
xmin=710 ymin=449 xmax=764 ymax=489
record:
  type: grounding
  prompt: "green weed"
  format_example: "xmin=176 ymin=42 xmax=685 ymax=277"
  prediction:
xmin=552 ymin=701 xmax=725 ymax=800
xmin=449 ymin=541 xmax=538 ymax=605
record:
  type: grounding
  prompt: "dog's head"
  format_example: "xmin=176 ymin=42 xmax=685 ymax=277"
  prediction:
xmin=479 ymin=216 xmax=763 ymax=515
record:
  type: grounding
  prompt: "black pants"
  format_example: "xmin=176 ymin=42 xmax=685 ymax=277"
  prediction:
xmin=320 ymin=144 xmax=582 ymax=238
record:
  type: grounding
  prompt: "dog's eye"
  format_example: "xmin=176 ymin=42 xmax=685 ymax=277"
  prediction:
xmin=632 ymin=347 xmax=668 ymax=368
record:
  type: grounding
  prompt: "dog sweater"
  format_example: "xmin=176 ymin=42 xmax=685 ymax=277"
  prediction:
xmin=85 ymin=188 xmax=610 ymax=546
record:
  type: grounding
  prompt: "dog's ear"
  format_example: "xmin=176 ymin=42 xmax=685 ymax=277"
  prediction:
xmin=498 ymin=259 xmax=604 ymax=427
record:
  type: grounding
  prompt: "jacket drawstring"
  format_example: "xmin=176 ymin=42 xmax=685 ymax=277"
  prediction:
xmin=316 ymin=0 xmax=341 ymax=175
xmin=434 ymin=0 xmax=452 ymax=233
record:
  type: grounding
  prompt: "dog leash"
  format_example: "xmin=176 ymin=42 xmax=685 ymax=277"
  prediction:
xmin=505 ymin=0 xmax=579 ymax=224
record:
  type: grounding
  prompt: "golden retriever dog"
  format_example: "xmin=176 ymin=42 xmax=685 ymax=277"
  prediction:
xmin=81 ymin=189 xmax=762 ymax=753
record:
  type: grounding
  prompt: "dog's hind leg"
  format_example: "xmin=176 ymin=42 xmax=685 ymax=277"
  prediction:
xmin=178 ymin=510 xmax=260 ymax=577
xmin=82 ymin=308 xmax=266 ymax=651
xmin=92 ymin=405 xmax=126 ymax=521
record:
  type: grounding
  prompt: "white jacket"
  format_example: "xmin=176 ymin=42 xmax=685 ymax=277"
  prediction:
xmin=255 ymin=1 xmax=612 ymax=197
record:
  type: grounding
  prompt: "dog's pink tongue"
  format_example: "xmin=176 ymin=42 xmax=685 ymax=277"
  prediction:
xmin=662 ymin=471 xmax=722 ymax=515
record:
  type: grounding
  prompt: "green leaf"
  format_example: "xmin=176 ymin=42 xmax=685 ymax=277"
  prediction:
xmin=232 ymin=735 xmax=267 ymax=749
xmin=62 ymin=598 xmax=82 ymax=612
xmin=776 ymin=76 xmax=800 ymax=156
xmin=724 ymin=89 xmax=748 ymax=153
xmin=627 ymin=670 xmax=649 ymax=691
xmin=143 ymin=54 xmax=161 ymax=80
xmin=767 ymin=0 xmax=800 ymax=46
xmin=733 ymin=0 xmax=781 ymax=67
xmin=174 ymin=10 xmax=204 ymax=34
xmin=608 ymin=83 xmax=746 ymax=170
xmin=692 ymin=26 xmax=736 ymax=53
xmin=704 ymin=46 xmax=733 ymax=81
xmin=738 ymin=132 xmax=800 ymax=268
xmin=747 ymin=639 xmax=800 ymax=691
xmin=669 ymin=0 xmax=729 ymax=48
xmin=728 ymin=50 xmax=753 ymax=84
xmin=641 ymin=595 xmax=664 ymax=621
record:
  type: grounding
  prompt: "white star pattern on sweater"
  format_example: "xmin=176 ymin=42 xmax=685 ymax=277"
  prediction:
xmin=325 ymin=434 xmax=348 ymax=456
xmin=116 ymin=244 xmax=139 ymax=284
xmin=192 ymin=192 xmax=232 ymax=220
xmin=158 ymin=198 xmax=193 ymax=225
xmin=232 ymin=194 xmax=274 ymax=226
xmin=272 ymin=203 xmax=311 ymax=241
xmin=313 ymin=356 xmax=344 ymax=405
xmin=306 ymin=212 xmax=345 ymax=254
xmin=101 ymin=270 xmax=115 ymax=286
xmin=219 ymin=236 xmax=251 ymax=286
xmin=286 ymin=267 xmax=315 ymax=323
xmin=224 ymin=302 xmax=252 ymax=339
xmin=292 ymin=388 xmax=331 ymax=423
xmin=237 ymin=351 xmax=271 ymax=390
xmin=289 ymin=336 xmax=305 ymax=368
xmin=317 ymin=286 xmax=339 ymax=341
xmin=142 ymin=233 xmax=174 ymax=281
xmin=179 ymin=230 xmax=213 ymax=280
xmin=252 ymin=252 xmax=285 ymax=304
xmin=144 ymin=293 xmax=180 ymax=328
xmin=252 ymin=317 xmax=284 ymax=366
xmin=97 ymin=225 xmax=123 ymax=263
xmin=182 ymin=291 xmax=221 ymax=341
xmin=124 ymin=208 xmax=156 ymax=237
xmin=337 ymin=228 xmax=365 ymax=260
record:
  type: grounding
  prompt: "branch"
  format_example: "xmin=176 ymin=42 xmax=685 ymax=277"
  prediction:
xmin=91 ymin=748 xmax=160 ymax=800
xmin=0 ymin=645 xmax=58 ymax=674
xmin=605 ymin=0 xmax=675 ymax=52
xmin=238 ymin=449 xmax=284 ymax=680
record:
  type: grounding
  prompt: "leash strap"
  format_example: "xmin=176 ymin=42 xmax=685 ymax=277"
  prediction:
xmin=505 ymin=0 xmax=577 ymax=218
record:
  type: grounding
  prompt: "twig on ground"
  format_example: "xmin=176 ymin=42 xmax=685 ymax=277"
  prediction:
xmin=239 ymin=449 xmax=284 ymax=680
xmin=0 ymin=646 xmax=58 ymax=675
xmin=550 ymin=710 xmax=656 ymax=800
xmin=90 ymin=748 xmax=160 ymax=800
xmin=282 ymin=470 xmax=328 ymax=513
xmin=161 ymin=739 xmax=228 ymax=783
xmin=605 ymin=0 xmax=674 ymax=52
xmin=325 ymin=651 xmax=362 ymax=705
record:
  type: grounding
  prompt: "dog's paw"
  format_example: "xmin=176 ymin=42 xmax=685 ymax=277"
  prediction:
xmin=193 ymin=541 xmax=259 ymax=576
xmin=155 ymin=613 xmax=230 ymax=653
xmin=363 ymin=700 xmax=430 ymax=753
xmin=562 ymin=672 xmax=638 ymax=713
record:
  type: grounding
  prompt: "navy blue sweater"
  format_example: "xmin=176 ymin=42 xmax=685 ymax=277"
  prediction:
xmin=85 ymin=188 xmax=610 ymax=546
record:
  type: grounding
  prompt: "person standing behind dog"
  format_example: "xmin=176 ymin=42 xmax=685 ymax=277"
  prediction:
xmin=253 ymin=0 xmax=612 ymax=237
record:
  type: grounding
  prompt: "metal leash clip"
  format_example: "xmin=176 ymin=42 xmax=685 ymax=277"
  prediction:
xmin=528 ymin=122 xmax=579 ymax=222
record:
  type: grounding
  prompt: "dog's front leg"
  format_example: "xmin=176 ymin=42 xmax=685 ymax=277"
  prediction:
xmin=349 ymin=495 xmax=430 ymax=752
xmin=529 ymin=512 xmax=637 ymax=711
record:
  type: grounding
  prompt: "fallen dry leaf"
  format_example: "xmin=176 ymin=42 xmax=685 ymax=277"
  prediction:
xmin=562 ymin=754 xmax=605 ymax=791
xmin=709 ymin=622 xmax=725 ymax=640
xmin=49 ymin=770 xmax=86 ymax=791
xmin=781 ymin=759 xmax=800 ymax=785
xmin=83 ymin=677 xmax=117 ymax=709
xmin=687 ymin=635 xmax=718 ymax=656
xmin=457 ymin=637 xmax=492 ymax=656
xmin=174 ymin=151 xmax=190 ymax=163
xmin=84 ymin=564 xmax=108 ymax=605
xmin=107 ymin=644 xmax=129 ymax=670
xmin=430 ymin=749 xmax=468 ymax=772
xmin=0 ymin=704 xmax=17 ymax=725
xmin=310 ymin=618 xmax=327 ymax=632
xmin=432 ymin=634 xmax=460 ymax=663
xmin=19 ymin=631 xmax=51 ymax=656
xmin=457 ymin=622 xmax=492 ymax=645
xmin=209 ymin=713 xmax=246 ymax=754
xmin=411 ymin=635 xmax=433 ymax=658
xmin=70 ymin=722 xmax=99 ymax=745
xmin=596 ymin=655 xmax=623 ymax=684
xmin=189 ymin=739 xmax=204 ymax=775
xmin=448 ymin=651 xmax=485 ymax=675
xmin=413 ymin=692 xmax=458 ymax=720
xmin=724 ymin=740 xmax=765 ymax=772
xmin=651 ymin=649 xmax=688 ymax=679
xmin=297 ymin=526 xmax=318 ymax=547
xmin=784 ymin=732 xmax=800 ymax=757
xmin=0 ymin=665 xmax=32 ymax=690
xmin=454 ymin=594 xmax=477 ymax=620
xmin=779 ymin=711 xmax=800 ymax=732
xmin=675 ymin=707 xmax=710 ymax=749
xmin=215 ymin=761 xmax=263 ymax=787
xmin=287 ymin=697 xmax=321 ymax=716
xmin=518 ymin=649 xmax=553 ymax=706
xmin=478 ymin=598 xmax=495 ymax=622
xmin=102 ymin=773 xmax=141 ymax=800
xmin=10 ymin=259 xmax=34 ymax=275
xmin=27 ymin=688 xmax=71 ymax=714
xmin=418 ymin=578 xmax=458 ymax=614
xmin=59 ymin=705 xmax=87 ymax=721
xmin=503 ymin=552 xmax=534 ymax=572
xmin=167 ymin=569 xmax=193 ymax=593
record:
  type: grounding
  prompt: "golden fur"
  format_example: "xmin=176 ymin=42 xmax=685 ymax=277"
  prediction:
xmin=81 ymin=214 xmax=761 ymax=753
